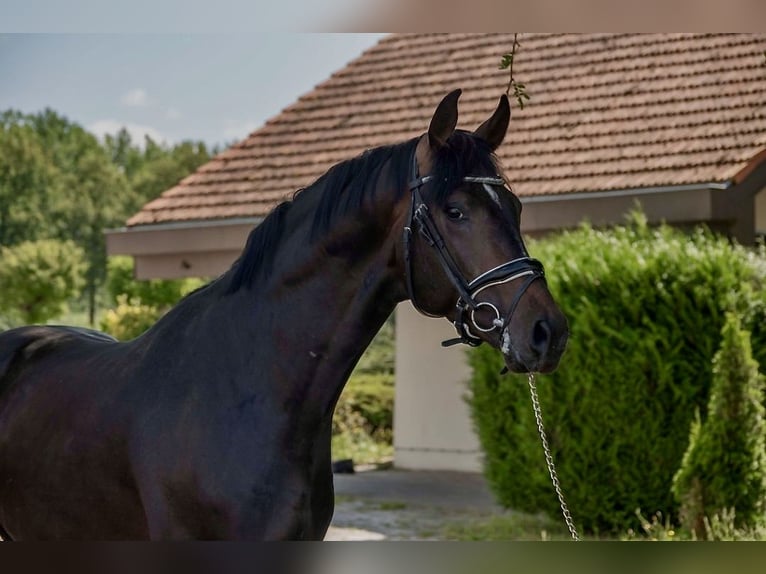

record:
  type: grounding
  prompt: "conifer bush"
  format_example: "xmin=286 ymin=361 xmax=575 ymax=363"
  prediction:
xmin=468 ymin=214 xmax=766 ymax=533
xmin=672 ymin=313 xmax=766 ymax=538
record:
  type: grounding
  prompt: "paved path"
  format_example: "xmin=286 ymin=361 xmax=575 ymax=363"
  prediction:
xmin=326 ymin=469 xmax=503 ymax=540
xmin=334 ymin=469 xmax=499 ymax=510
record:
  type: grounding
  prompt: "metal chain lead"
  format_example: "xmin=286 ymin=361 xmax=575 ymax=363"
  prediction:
xmin=527 ymin=373 xmax=580 ymax=541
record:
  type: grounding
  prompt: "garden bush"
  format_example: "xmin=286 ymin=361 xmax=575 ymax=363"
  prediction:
xmin=672 ymin=313 xmax=766 ymax=538
xmin=0 ymin=239 xmax=86 ymax=325
xmin=333 ymin=373 xmax=394 ymax=439
xmin=100 ymin=256 xmax=205 ymax=339
xmin=331 ymin=317 xmax=395 ymax=463
xmin=106 ymin=256 xmax=204 ymax=308
xmin=468 ymin=213 xmax=766 ymax=533
xmin=100 ymin=294 xmax=163 ymax=340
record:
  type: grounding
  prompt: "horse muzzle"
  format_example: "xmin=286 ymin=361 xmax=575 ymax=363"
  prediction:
xmin=501 ymin=310 xmax=569 ymax=374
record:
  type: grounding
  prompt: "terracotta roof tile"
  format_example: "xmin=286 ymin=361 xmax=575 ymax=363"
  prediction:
xmin=127 ymin=33 xmax=766 ymax=227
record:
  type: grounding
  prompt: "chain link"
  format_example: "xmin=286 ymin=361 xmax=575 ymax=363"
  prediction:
xmin=527 ymin=373 xmax=580 ymax=541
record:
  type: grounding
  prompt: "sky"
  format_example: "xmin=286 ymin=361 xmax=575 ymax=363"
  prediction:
xmin=0 ymin=34 xmax=388 ymax=149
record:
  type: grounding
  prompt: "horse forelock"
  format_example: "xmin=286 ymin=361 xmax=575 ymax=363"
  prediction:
xmin=427 ymin=130 xmax=503 ymax=206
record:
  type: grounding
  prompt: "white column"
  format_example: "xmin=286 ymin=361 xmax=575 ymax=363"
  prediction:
xmin=393 ymin=302 xmax=483 ymax=472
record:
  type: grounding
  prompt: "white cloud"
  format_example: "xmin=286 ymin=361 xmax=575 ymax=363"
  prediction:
xmin=221 ymin=119 xmax=261 ymax=142
xmin=88 ymin=119 xmax=167 ymax=147
xmin=120 ymin=88 xmax=149 ymax=107
xmin=166 ymin=106 xmax=182 ymax=120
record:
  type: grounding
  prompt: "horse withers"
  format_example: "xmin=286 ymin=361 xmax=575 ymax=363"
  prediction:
xmin=0 ymin=90 xmax=567 ymax=540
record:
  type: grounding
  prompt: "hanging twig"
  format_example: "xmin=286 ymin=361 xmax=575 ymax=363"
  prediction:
xmin=499 ymin=33 xmax=530 ymax=109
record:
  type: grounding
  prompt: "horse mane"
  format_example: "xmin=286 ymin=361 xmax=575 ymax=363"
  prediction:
xmin=225 ymin=130 xmax=501 ymax=293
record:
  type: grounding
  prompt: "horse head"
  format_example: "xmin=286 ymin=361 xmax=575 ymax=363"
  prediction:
xmin=402 ymin=89 xmax=568 ymax=373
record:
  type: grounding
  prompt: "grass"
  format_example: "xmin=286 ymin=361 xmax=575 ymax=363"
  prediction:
xmin=439 ymin=510 xmax=573 ymax=541
xmin=437 ymin=509 xmax=766 ymax=541
xmin=377 ymin=501 xmax=407 ymax=511
xmin=333 ymin=493 xmax=582 ymax=541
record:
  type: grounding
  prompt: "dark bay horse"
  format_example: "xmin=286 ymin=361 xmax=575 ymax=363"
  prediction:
xmin=0 ymin=90 xmax=568 ymax=540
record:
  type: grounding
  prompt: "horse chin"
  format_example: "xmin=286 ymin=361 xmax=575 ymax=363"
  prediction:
xmin=503 ymin=353 xmax=563 ymax=375
xmin=501 ymin=352 xmax=529 ymax=374
xmin=501 ymin=350 xmax=560 ymax=375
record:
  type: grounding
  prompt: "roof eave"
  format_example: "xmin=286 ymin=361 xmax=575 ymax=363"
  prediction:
xmin=521 ymin=182 xmax=732 ymax=205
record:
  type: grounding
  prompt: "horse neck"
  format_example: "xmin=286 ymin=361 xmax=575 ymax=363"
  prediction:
xmin=145 ymin=180 xmax=407 ymax=421
xmin=248 ymin=187 xmax=405 ymax=416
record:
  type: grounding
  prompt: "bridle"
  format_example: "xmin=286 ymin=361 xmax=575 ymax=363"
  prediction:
xmin=403 ymin=151 xmax=546 ymax=348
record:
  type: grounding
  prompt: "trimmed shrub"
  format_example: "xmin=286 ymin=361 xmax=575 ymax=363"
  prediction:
xmin=332 ymin=373 xmax=394 ymax=464
xmin=100 ymin=294 xmax=163 ymax=340
xmin=106 ymin=255 xmax=204 ymax=308
xmin=331 ymin=318 xmax=395 ymax=464
xmin=334 ymin=373 xmax=394 ymax=439
xmin=0 ymin=239 xmax=86 ymax=325
xmin=672 ymin=313 xmax=766 ymax=538
xmin=101 ymin=256 xmax=205 ymax=340
xmin=352 ymin=317 xmax=395 ymax=376
xmin=468 ymin=214 xmax=766 ymax=533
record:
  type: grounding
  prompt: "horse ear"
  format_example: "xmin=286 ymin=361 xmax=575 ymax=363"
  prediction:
xmin=428 ymin=89 xmax=462 ymax=148
xmin=474 ymin=94 xmax=511 ymax=151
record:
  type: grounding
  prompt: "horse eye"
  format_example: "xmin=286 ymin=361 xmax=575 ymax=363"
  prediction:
xmin=446 ymin=207 xmax=464 ymax=221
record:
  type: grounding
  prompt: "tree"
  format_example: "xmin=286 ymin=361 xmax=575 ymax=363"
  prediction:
xmin=672 ymin=312 xmax=766 ymax=538
xmin=0 ymin=108 xmax=212 ymax=326
xmin=0 ymin=239 xmax=86 ymax=326
xmin=0 ymin=113 xmax=58 ymax=246
xmin=0 ymin=109 xmax=137 ymax=324
xmin=106 ymin=132 xmax=212 ymax=205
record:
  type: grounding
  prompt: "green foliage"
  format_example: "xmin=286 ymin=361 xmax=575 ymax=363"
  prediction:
xmin=0 ymin=239 xmax=86 ymax=325
xmin=672 ymin=313 xmax=766 ymax=537
xmin=332 ymin=318 xmax=395 ymax=464
xmin=105 ymin=131 xmax=212 ymax=205
xmin=106 ymin=256 xmax=204 ymax=308
xmin=99 ymin=294 xmax=164 ymax=340
xmin=622 ymin=508 xmax=766 ymax=541
xmin=101 ymin=257 xmax=205 ymax=339
xmin=330 ymin=428 xmax=394 ymax=465
xmin=0 ymin=113 xmax=58 ymax=246
xmin=468 ymin=214 xmax=766 ymax=534
xmin=441 ymin=511 xmax=568 ymax=541
xmin=351 ymin=317 xmax=395 ymax=376
xmin=334 ymin=373 xmax=394 ymax=439
xmin=0 ymin=109 xmax=212 ymax=325
xmin=499 ymin=34 xmax=530 ymax=109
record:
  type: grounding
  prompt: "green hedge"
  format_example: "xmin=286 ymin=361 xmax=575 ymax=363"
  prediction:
xmin=468 ymin=214 xmax=766 ymax=534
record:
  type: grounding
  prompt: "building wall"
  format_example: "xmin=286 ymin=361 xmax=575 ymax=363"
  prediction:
xmin=756 ymin=185 xmax=766 ymax=235
xmin=394 ymin=302 xmax=483 ymax=472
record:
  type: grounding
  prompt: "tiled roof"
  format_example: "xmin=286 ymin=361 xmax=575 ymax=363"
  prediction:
xmin=127 ymin=33 xmax=766 ymax=227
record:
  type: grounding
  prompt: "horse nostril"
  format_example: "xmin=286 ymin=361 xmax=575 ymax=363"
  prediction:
xmin=531 ymin=319 xmax=552 ymax=356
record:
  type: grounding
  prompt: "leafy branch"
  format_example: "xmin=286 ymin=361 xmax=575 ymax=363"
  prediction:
xmin=499 ymin=33 xmax=530 ymax=109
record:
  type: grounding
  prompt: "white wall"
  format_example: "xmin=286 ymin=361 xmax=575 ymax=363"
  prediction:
xmin=393 ymin=302 xmax=483 ymax=472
